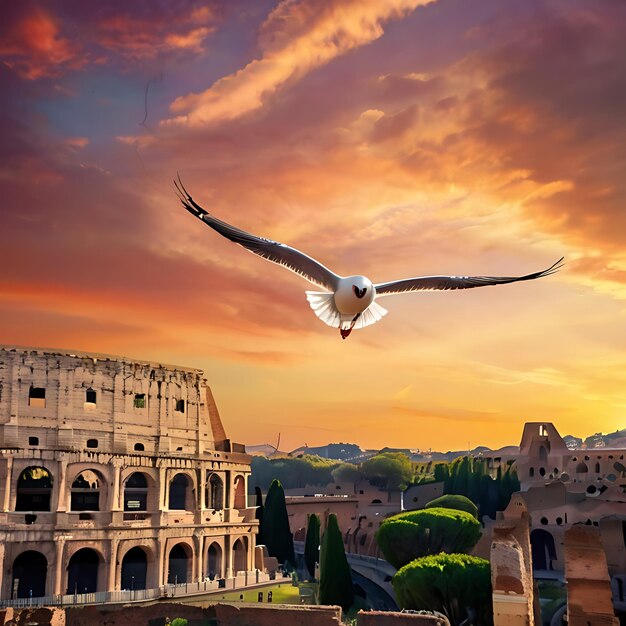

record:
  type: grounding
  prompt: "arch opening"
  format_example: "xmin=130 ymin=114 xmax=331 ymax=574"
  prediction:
xmin=169 ymin=473 xmax=192 ymax=510
xmin=121 ymin=547 xmax=148 ymax=590
xmin=207 ymin=474 xmax=223 ymax=510
xmin=67 ymin=548 xmax=99 ymax=594
xmin=233 ymin=537 xmax=247 ymax=573
xmin=168 ymin=543 xmax=190 ymax=584
xmin=233 ymin=476 xmax=246 ymax=509
xmin=207 ymin=542 xmax=222 ymax=580
xmin=71 ymin=470 xmax=101 ymax=511
xmin=124 ymin=472 xmax=148 ymax=512
xmin=16 ymin=466 xmax=53 ymax=511
xmin=530 ymin=529 xmax=557 ymax=571
xmin=12 ymin=551 xmax=47 ymax=598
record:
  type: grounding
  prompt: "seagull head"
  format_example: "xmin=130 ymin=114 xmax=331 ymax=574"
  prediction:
xmin=334 ymin=275 xmax=375 ymax=314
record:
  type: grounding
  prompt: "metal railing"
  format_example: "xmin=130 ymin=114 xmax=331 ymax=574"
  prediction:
xmin=0 ymin=570 xmax=272 ymax=609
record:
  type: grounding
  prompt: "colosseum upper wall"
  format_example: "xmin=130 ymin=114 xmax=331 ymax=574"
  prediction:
xmin=0 ymin=346 xmax=258 ymax=602
xmin=0 ymin=345 xmax=232 ymax=455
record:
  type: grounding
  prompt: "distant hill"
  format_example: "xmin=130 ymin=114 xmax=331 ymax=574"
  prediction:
xmin=245 ymin=443 xmax=288 ymax=457
xmin=246 ymin=427 xmax=624 ymax=460
xmin=289 ymin=442 xmax=363 ymax=461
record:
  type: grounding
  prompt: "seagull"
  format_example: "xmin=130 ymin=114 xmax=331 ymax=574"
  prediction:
xmin=175 ymin=178 xmax=563 ymax=339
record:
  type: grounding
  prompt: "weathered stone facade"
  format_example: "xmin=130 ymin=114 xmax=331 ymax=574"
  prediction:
xmin=515 ymin=423 xmax=626 ymax=589
xmin=565 ymin=526 xmax=619 ymax=626
xmin=490 ymin=496 xmax=539 ymax=626
xmin=0 ymin=346 xmax=258 ymax=600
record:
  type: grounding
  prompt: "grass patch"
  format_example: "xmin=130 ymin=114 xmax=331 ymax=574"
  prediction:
xmin=212 ymin=582 xmax=301 ymax=604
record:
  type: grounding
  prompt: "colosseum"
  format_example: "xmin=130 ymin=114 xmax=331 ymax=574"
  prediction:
xmin=0 ymin=345 xmax=258 ymax=602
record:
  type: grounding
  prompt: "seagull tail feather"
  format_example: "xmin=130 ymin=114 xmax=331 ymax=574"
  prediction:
xmin=305 ymin=292 xmax=388 ymax=330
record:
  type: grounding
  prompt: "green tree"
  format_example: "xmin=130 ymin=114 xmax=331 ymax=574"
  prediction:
xmin=319 ymin=514 xmax=354 ymax=612
xmin=254 ymin=486 xmax=264 ymax=545
xmin=361 ymin=453 xmax=413 ymax=491
xmin=452 ymin=456 xmax=470 ymax=495
xmin=250 ymin=455 xmax=341 ymax=491
xmin=331 ymin=463 xmax=363 ymax=492
xmin=304 ymin=513 xmax=321 ymax=579
xmin=425 ymin=494 xmax=478 ymax=519
xmin=393 ymin=553 xmax=493 ymax=626
xmin=433 ymin=463 xmax=449 ymax=484
xmin=375 ymin=507 xmax=481 ymax=569
xmin=263 ymin=480 xmax=295 ymax=567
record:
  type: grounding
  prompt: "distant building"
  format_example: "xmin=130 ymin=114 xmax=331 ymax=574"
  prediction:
xmin=0 ymin=346 xmax=258 ymax=601
xmin=511 ymin=422 xmax=626 ymax=615
xmin=289 ymin=443 xmax=364 ymax=461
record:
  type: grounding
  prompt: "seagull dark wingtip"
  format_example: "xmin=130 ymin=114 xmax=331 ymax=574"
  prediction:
xmin=174 ymin=175 xmax=208 ymax=219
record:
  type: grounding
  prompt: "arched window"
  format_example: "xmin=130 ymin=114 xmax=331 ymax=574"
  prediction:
xmin=12 ymin=551 xmax=47 ymax=598
xmin=168 ymin=543 xmax=191 ymax=584
xmin=233 ymin=537 xmax=247 ymax=573
xmin=169 ymin=474 xmax=190 ymax=510
xmin=16 ymin=466 xmax=53 ymax=511
xmin=67 ymin=548 xmax=100 ymax=594
xmin=71 ymin=470 xmax=101 ymax=511
xmin=206 ymin=542 xmax=222 ymax=580
xmin=233 ymin=476 xmax=246 ymax=509
xmin=121 ymin=547 xmax=148 ymax=590
xmin=134 ymin=442 xmax=145 ymax=452
xmin=124 ymin=472 xmax=148 ymax=511
xmin=530 ymin=529 xmax=557 ymax=571
xmin=207 ymin=474 xmax=224 ymax=510
xmin=86 ymin=439 xmax=98 ymax=449
xmin=576 ymin=462 xmax=588 ymax=473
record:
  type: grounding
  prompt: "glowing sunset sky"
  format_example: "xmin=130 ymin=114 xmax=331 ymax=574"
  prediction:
xmin=2 ymin=0 xmax=626 ymax=452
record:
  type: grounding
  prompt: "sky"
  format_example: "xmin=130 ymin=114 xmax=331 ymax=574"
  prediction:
xmin=1 ymin=0 xmax=626 ymax=453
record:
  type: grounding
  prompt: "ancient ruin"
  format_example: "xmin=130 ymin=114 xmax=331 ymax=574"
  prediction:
xmin=0 ymin=346 xmax=258 ymax=601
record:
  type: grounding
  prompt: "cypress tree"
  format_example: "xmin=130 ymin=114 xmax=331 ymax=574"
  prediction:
xmin=304 ymin=513 xmax=321 ymax=579
xmin=319 ymin=514 xmax=354 ymax=612
xmin=254 ymin=486 xmax=264 ymax=545
xmin=263 ymin=480 xmax=295 ymax=567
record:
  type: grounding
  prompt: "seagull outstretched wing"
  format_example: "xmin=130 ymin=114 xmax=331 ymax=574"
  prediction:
xmin=374 ymin=258 xmax=564 ymax=297
xmin=175 ymin=178 xmax=340 ymax=292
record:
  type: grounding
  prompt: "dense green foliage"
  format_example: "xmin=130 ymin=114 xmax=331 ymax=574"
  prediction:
xmin=304 ymin=513 xmax=321 ymax=579
xmin=251 ymin=451 xmax=519 ymax=523
xmin=393 ymin=553 xmax=493 ymax=626
xmin=375 ymin=508 xmax=481 ymax=569
xmin=171 ymin=619 xmax=188 ymax=626
xmin=425 ymin=494 xmax=478 ymax=519
xmin=432 ymin=457 xmax=520 ymax=519
xmin=361 ymin=453 xmax=413 ymax=491
xmin=254 ymin=486 xmax=264 ymax=545
xmin=331 ymin=462 xmax=363 ymax=485
xmin=251 ymin=455 xmax=341 ymax=490
xmin=319 ymin=514 xmax=354 ymax=612
xmin=263 ymin=480 xmax=295 ymax=567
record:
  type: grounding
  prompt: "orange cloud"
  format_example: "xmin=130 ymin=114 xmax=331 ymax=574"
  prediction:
xmin=64 ymin=137 xmax=90 ymax=149
xmin=0 ymin=7 xmax=86 ymax=79
xmin=165 ymin=0 xmax=437 ymax=127
xmin=98 ymin=15 xmax=214 ymax=60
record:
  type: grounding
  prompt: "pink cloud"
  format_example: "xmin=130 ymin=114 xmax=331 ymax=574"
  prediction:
xmin=0 ymin=7 xmax=86 ymax=79
xmin=165 ymin=0 xmax=437 ymax=127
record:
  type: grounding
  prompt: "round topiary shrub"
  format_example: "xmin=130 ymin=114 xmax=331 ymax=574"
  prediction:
xmin=375 ymin=507 xmax=481 ymax=569
xmin=425 ymin=494 xmax=479 ymax=519
xmin=393 ymin=553 xmax=492 ymax=625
